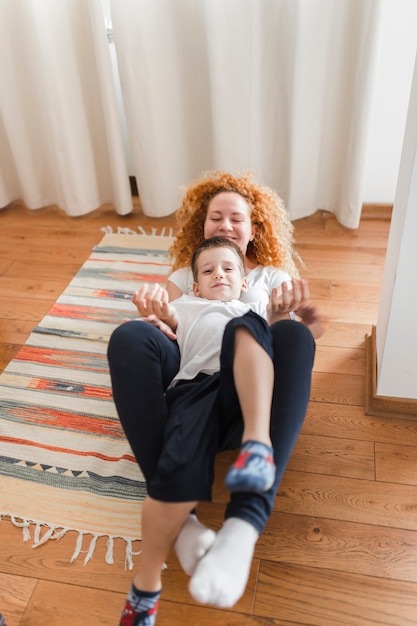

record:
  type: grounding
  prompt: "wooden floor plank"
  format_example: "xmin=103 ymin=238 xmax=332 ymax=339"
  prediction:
xmin=295 ymin=242 xmax=387 ymax=265
xmin=314 ymin=345 xmax=365 ymax=376
xmin=308 ymin=277 xmax=382 ymax=303
xmin=375 ymin=442 xmax=417 ymax=486
xmin=306 ymin=264 xmax=385 ymax=285
xmin=316 ymin=321 xmax=371 ymax=349
xmin=257 ymin=511 xmax=417 ymax=583
xmin=303 ymin=403 xmax=417 ymax=446
xmin=0 ymin=276 xmax=71 ymax=301
xmin=275 ymin=470 xmax=417 ymax=531
xmin=18 ymin=580 xmax=125 ymax=626
xmin=255 ymin=561 xmax=417 ymax=626
xmin=287 ymin=433 xmax=375 ymax=480
xmin=0 ymin=296 xmax=54 ymax=322
xmin=309 ymin=298 xmax=379 ymax=325
xmin=0 ymin=572 xmax=37 ymax=626
xmin=310 ymin=371 xmax=364 ymax=406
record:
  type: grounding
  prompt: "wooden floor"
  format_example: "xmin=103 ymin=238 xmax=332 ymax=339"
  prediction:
xmin=1 ymin=199 xmax=417 ymax=626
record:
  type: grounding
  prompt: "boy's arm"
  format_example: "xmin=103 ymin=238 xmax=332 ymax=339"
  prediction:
xmin=132 ymin=284 xmax=179 ymax=331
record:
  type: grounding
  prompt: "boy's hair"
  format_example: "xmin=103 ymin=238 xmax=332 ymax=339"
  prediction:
xmin=191 ymin=237 xmax=246 ymax=281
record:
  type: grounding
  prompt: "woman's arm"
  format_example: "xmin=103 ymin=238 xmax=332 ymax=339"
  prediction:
xmin=166 ymin=280 xmax=184 ymax=301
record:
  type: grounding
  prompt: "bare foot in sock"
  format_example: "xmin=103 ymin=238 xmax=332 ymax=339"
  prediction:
xmin=174 ymin=514 xmax=216 ymax=576
xmin=188 ymin=518 xmax=258 ymax=607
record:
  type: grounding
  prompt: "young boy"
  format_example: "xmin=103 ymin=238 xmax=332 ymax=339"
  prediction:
xmin=133 ymin=235 xmax=279 ymax=493
xmin=120 ymin=237 xmax=286 ymax=625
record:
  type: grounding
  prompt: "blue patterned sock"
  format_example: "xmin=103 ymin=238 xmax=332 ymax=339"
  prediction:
xmin=224 ymin=440 xmax=276 ymax=493
xmin=119 ymin=584 xmax=161 ymax=626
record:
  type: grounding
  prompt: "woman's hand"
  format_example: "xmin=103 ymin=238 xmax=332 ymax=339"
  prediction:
xmin=268 ymin=278 xmax=325 ymax=338
xmin=140 ymin=314 xmax=177 ymax=340
xmin=295 ymin=303 xmax=325 ymax=339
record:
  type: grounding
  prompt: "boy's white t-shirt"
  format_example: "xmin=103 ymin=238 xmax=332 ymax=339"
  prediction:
xmin=167 ymin=265 xmax=292 ymax=387
xmin=168 ymin=265 xmax=291 ymax=314
xmin=169 ymin=294 xmax=264 ymax=387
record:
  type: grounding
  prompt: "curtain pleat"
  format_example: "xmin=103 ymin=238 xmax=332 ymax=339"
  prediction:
xmin=0 ymin=0 xmax=132 ymax=216
xmin=0 ymin=0 xmax=383 ymax=225
xmin=111 ymin=0 xmax=382 ymax=226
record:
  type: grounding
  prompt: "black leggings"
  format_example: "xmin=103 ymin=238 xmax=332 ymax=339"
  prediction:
xmin=107 ymin=318 xmax=315 ymax=534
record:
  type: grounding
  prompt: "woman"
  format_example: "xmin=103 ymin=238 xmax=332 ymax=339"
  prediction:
xmin=108 ymin=171 xmax=322 ymax=624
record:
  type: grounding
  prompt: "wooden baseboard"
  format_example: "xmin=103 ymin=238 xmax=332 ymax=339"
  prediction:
xmin=365 ymin=326 xmax=417 ymax=419
xmin=361 ymin=203 xmax=393 ymax=220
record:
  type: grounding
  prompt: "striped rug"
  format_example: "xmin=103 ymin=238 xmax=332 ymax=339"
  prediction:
xmin=0 ymin=234 xmax=173 ymax=568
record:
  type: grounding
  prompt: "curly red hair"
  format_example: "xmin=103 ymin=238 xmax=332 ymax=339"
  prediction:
xmin=169 ymin=170 xmax=301 ymax=277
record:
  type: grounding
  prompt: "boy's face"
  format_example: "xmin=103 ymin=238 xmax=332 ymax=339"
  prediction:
xmin=193 ymin=246 xmax=247 ymax=301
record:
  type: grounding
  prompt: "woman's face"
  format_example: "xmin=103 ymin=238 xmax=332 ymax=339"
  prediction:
xmin=204 ymin=192 xmax=256 ymax=255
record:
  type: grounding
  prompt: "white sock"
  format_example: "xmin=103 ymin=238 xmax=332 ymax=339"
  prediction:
xmin=174 ymin=514 xmax=216 ymax=576
xmin=188 ymin=518 xmax=258 ymax=608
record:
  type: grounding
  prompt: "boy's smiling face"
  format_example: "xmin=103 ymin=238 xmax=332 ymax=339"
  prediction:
xmin=193 ymin=246 xmax=247 ymax=302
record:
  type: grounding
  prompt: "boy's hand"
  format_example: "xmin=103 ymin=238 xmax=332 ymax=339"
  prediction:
xmin=132 ymin=284 xmax=178 ymax=336
xmin=132 ymin=284 xmax=174 ymax=319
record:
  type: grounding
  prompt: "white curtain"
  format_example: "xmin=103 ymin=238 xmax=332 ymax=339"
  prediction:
xmin=111 ymin=0 xmax=382 ymax=227
xmin=0 ymin=0 xmax=382 ymax=226
xmin=0 ymin=0 xmax=132 ymax=216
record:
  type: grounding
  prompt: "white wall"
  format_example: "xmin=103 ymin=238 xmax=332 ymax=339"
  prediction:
xmin=363 ymin=0 xmax=417 ymax=203
xmin=375 ymin=49 xmax=417 ymax=399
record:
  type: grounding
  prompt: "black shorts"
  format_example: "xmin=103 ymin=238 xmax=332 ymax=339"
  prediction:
xmin=147 ymin=310 xmax=274 ymax=502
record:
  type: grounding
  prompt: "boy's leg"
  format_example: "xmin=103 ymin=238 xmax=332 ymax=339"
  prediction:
xmin=145 ymin=374 xmax=222 ymax=578
xmin=233 ymin=325 xmax=274 ymax=445
xmin=189 ymin=319 xmax=275 ymax=607
xmin=224 ymin=325 xmax=276 ymax=493
xmin=119 ymin=496 xmax=197 ymax=625
xmin=189 ymin=316 xmax=315 ymax=608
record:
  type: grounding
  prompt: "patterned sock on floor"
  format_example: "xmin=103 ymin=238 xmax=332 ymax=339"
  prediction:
xmin=224 ymin=440 xmax=276 ymax=493
xmin=0 ymin=615 xmax=7 ymax=626
xmin=119 ymin=584 xmax=161 ymax=626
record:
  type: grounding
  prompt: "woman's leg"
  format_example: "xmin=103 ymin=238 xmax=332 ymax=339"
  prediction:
xmin=107 ymin=320 xmax=180 ymax=481
xmin=190 ymin=318 xmax=315 ymax=607
xmin=108 ymin=323 xmax=215 ymax=579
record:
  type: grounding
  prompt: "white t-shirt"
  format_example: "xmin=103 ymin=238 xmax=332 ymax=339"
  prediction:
xmin=169 ymin=294 xmax=264 ymax=387
xmin=168 ymin=265 xmax=291 ymax=318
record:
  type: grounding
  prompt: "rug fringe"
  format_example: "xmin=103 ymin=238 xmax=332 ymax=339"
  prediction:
xmin=100 ymin=225 xmax=174 ymax=237
xmin=2 ymin=514 xmax=140 ymax=570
